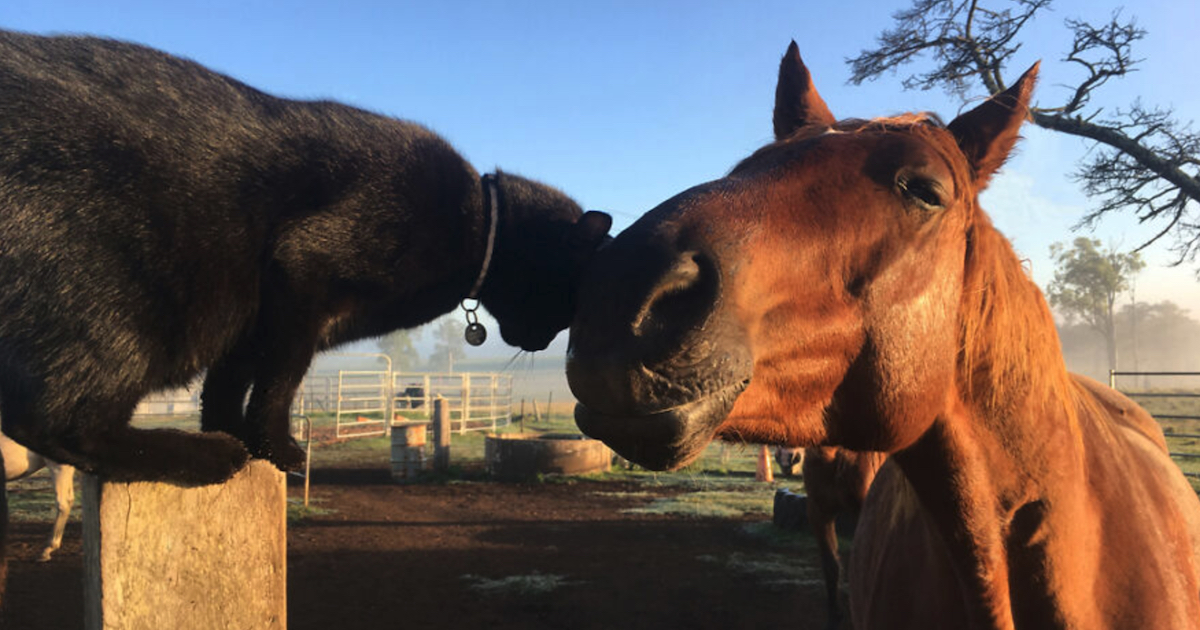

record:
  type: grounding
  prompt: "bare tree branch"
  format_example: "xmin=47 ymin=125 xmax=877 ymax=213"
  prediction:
xmin=1054 ymin=15 xmax=1144 ymax=116
xmin=847 ymin=0 xmax=1200 ymax=267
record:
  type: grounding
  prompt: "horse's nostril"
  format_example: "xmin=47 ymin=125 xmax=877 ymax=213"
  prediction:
xmin=632 ymin=251 xmax=718 ymax=342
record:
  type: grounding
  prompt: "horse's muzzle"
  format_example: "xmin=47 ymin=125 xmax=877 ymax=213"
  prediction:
xmin=573 ymin=381 xmax=746 ymax=470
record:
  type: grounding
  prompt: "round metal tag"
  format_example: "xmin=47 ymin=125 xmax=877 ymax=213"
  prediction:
xmin=464 ymin=322 xmax=487 ymax=346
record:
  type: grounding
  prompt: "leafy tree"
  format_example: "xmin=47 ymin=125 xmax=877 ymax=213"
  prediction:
xmin=1046 ymin=237 xmax=1144 ymax=371
xmin=427 ymin=317 xmax=466 ymax=372
xmin=849 ymin=1 xmax=1200 ymax=265
xmin=377 ymin=329 xmax=421 ymax=372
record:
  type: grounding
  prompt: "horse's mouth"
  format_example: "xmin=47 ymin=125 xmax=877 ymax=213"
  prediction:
xmin=574 ymin=381 xmax=748 ymax=470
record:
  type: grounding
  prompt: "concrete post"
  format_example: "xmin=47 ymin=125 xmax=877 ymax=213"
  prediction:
xmin=83 ymin=460 xmax=287 ymax=630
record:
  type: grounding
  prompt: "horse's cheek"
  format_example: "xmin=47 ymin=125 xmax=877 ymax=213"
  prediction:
xmin=864 ymin=253 xmax=962 ymax=448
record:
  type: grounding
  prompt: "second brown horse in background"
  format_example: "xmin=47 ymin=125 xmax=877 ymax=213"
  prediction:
xmin=802 ymin=448 xmax=885 ymax=629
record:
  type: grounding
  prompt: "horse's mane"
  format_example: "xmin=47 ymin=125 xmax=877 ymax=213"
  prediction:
xmin=856 ymin=114 xmax=1078 ymax=417
xmin=731 ymin=114 xmax=946 ymax=175
xmin=850 ymin=114 xmax=1077 ymax=417
xmin=957 ymin=209 xmax=1075 ymax=416
xmin=850 ymin=113 xmax=947 ymax=132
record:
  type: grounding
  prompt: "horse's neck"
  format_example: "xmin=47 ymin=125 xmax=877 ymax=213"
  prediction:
xmin=955 ymin=215 xmax=1083 ymax=497
xmin=891 ymin=399 xmax=1032 ymax=630
xmin=890 ymin=217 xmax=1087 ymax=629
xmin=892 ymin=362 xmax=1089 ymax=628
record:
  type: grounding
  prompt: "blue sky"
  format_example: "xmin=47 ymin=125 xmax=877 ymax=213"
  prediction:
xmin=4 ymin=0 xmax=1198 ymax=357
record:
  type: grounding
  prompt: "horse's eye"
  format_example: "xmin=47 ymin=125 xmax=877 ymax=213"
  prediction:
xmin=896 ymin=174 xmax=945 ymax=211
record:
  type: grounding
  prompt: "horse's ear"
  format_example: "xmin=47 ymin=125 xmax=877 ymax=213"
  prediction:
xmin=774 ymin=41 xmax=836 ymax=139
xmin=569 ymin=211 xmax=612 ymax=249
xmin=947 ymin=63 xmax=1039 ymax=187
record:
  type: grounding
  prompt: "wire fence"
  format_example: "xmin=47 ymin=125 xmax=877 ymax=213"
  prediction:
xmin=1111 ymin=370 xmax=1200 ymax=479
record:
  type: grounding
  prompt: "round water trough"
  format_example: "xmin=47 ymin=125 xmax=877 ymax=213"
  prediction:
xmin=485 ymin=433 xmax=611 ymax=480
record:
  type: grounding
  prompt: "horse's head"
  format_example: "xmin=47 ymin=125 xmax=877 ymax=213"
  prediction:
xmin=774 ymin=446 xmax=804 ymax=478
xmin=568 ymin=42 xmax=1039 ymax=470
xmin=479 ymin=172 xmax=612 ymax=351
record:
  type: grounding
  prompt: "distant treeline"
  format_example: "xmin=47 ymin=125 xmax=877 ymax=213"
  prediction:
xmin=1059 ymin=300 xmax=1200 ymax=388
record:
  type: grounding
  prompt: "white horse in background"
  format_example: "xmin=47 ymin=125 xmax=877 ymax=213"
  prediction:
xmin=2 ymin=433 xmax=76 ymax=561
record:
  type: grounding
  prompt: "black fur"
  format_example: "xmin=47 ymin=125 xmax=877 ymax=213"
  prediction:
xmin=0 ymin=29 xmax=610 ymax=598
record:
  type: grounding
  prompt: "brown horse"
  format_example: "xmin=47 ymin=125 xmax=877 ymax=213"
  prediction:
xmin=567 ymin=42 xmax=1200 ymax=629
xmin=802 ymin=447 xmax=885 ymax=629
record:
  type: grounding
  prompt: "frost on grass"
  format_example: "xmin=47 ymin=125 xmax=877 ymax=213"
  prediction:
xmin=698 ymin=552 xmax=825 ymax=591
xmin=286 ymin=497 xmax=335 ymax=523
xmin=622 ymin=490 xmax=773 ymax=518
xmin=6 ymin=476 xmax=78 ymax=523
xmin=462 ymin=572 xmax=578 ymax=596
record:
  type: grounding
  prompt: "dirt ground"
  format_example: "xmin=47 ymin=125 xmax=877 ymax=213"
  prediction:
xmin=1 ymin=465 xmax=835 ymax=630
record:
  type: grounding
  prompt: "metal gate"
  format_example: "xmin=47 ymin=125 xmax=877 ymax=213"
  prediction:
xmin=333 ymin=370 xmax=392 ymax=438
xmin=325 ymin=370 xmax=514 ymax=439
xmin=392 ymin=372 xmax=513 ymax=434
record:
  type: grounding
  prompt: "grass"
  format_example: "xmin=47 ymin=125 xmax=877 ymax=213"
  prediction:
xmin=1126 ymin=390 xmax=1200 ymax=419
xmin=461 ymin=572 xmax=578 ymax=596
xmin=312 ymin=409 xmax=776 ymax=474
xmin=687 ymin=523 xmax=854 ymax=593
xmin=6 ymin=473 xmax=74 ymax=523
xmin=292 ymin=410 xmax=792 ymax=522
xmin=739 ymin=522 xmax=812 ymax=549
xmin=695 ymin=550 xmax=825 ymax=592
xmin=590 ymin=490 xmax=654 ymax=499
xmin=623 ymin=490 xmax=774 ymax=519
xmin=8 ymin=409 xmax=796 ymax=530
xmin=16 ymin=388 xmax=1197 ymax=530
xmin=740 ymin=521 xmax=855 ymax=560
xmin=286 ymin=497 xmax=336 ymax=524
xmin=309 ymin=410 xmax=572 ymax=469
xmin=1124 ymin=390 xmax=1200 ymax=490
xmin=309 ymin=434 xmax=392 ymax=468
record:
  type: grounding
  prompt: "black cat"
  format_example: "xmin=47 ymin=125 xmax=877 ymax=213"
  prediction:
xmin=0 ymin=29 xmax=610 ymax=590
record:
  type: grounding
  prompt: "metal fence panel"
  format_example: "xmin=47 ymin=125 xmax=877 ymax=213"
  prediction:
xmin=334 ymin=371 xmax=390 ymax=438
xmin=392 ymin=372 xmax=512 ymax=434
xmin=127 ymin=359 xmax=514 ymax=442
xmin=295 ymin=375 xmax=337 ymax=415
xmin=133 ymin=388 xmax=201 ymax=416
xmin=1112 ymin=370 xmax=1200 ymax=479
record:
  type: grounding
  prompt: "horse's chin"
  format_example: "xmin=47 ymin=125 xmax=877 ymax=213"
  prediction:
xmin=573 ymin=382 xmax=746 ymax=470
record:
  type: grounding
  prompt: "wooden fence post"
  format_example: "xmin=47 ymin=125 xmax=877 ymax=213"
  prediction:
xmin=83 ymin=460 xmax=287 ymax=630
xmin=433 ymin=395 xmax=451 ymax=472
xmin=756 ymin=444 xmax=774 ymax=483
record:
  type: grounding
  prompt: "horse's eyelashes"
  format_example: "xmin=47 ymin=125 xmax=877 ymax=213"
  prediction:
xmin=896 ymin=175 xmax=945 ymax=211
